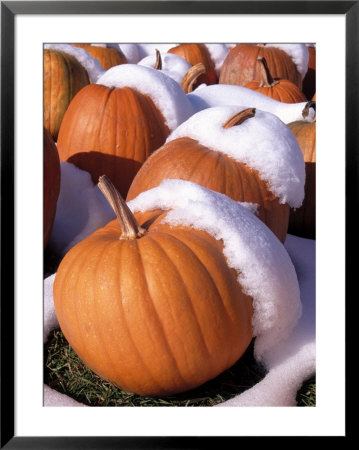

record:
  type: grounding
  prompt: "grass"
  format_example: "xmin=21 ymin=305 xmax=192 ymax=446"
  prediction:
xmin=44 ymin=329 xmax=315 ymax=407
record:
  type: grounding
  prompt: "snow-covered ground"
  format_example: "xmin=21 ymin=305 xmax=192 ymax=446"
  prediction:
xmin=44 ymin=163 xmax=315 ymax=407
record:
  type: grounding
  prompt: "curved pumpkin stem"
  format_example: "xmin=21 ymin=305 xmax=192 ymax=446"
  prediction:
xmin=154 ymin=49 xmax=162 ymax=71
xmin=302 ymin=100 xmax=316 ymax=120
xmin=98 ymin=175 xmax=146 ymax=240
xmin=223 ymin=108 xmax=256 ymax=129
xmin=181 ymin=63 xmax=206 ymax=93
xmin=257 ymin=56 xmax=278 ymax=87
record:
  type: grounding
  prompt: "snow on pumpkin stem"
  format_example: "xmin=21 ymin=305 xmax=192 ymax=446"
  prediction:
xmin=223 ymin=108 xmax=256 ymax=129
xmin=181 ymin=63 xmax=206 ymax=93
xmin=98 ymin=175 xmax=146 ymax=240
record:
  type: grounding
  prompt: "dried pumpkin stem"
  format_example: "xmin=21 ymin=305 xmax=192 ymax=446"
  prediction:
xmin=223 ymin=108 xmax=256 ymax=129
xmin=98 ymin=175 xmax=146 ymax=240
xmin=154 ymin=49 xmax=162 ymax=71
xmin=181 ymin=63 xmax=206 ymax=93
xmin=257 ymin=56 xmax=278 ymax=87
xmin=302 ymin=100 xmax=316 ymax=120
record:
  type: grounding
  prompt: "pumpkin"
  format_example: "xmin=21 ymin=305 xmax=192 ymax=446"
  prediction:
xmin=168 ymin=43 xmax=217 ymax=87
xmin=43 ymin=48 xmax=90 ymax=141
xmin=287 ymin=107 xmax=316 ymax=238
xmin=71 ymin=43 xmax=127 ymax=70
xmin=53 ymin=175 xmax=253 ymax=396
xmin=244 ymin=57 xmax=307 ymax=103
xmin=56 ymin=63 xmax=196 ymax=198
xmin=44 ymin=128 xmax=61 ymax=247
xmin=127 ymin=107 xmax=306 ymax=243
xmin=219 ymin=44 xmax=303 ymax=90
xmin=302 ymin=45 xmax=316 ymax=101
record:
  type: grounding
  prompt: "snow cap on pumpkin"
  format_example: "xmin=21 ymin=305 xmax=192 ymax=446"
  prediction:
xmin=138 ymin=52 xmax=192 ymax=85
xmin=128 ymin=179 xmax=303 ymax=360
xmin=266 ymin=43 xmax=309 ymax=80
xmin=96 ymin=64 xmax=195 ymax=131
xmin=187 ymin=83 xmax=315 ymax=124
xmin=204 ymin=44 xmax=229 ymax=76
xmin=166 ymin=105 xmax=305 ymax=208
xmin=44 ymin=43 xmax=105 ymax=83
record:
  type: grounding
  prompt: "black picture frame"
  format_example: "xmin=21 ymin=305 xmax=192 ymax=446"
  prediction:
xmin=1 ymin=1 xmax=355 ymax=447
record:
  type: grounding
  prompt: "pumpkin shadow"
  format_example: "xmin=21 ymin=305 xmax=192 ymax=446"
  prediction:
xmin=67 ymin=151 xmax=144 ymax=198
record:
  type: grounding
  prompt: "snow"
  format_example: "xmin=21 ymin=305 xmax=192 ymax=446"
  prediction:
xmin=44 ymin=170 xmax=315 ymax=407
xmin=187 ymin=84 xmax=316 ymax=124
xmin=137 ymin=43 xmax=178 ymax=60
xmin=266 ymin=43 xmax=309 ymax=80
xmin=96 ymin=64 xmax=195 ymax=131
xmin=47 ymin=163 xmax=115 ymax=256
xmin=204 ymin=44 xmax=229 ymax=76
xmin=167 ymin=106 xmax=305 ymax=208
xmin=106 ymin=43 xmax=141 ymax=63
xmin=138 ymin=52 xmax=192 ymax=85
xmin=44 ymin=43 xmax=105 ymax=83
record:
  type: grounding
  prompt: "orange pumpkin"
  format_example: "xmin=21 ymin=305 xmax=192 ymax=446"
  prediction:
xmin=219 ymin=44 xmax=303 ymax=90
xmin=53 ymin=176 xmax=253 ymax=396
xmin=44 ymin=128 xmax=61 ymax=247
xmin=71 ymin=44 xmax=127 ymax=70
xmin=287 ymin=114 xmax=316 ymax=239
xmin=56 ymin=83 xmax=170 ymax=198
xmin=168 ymin=43 xmax=217 ymax=87
xmin=244 ymin=57 xmax=307 ymax=103
xmin=43 ymin=49 xmax=90 ymax=141
xmin=127 ymin=108 xmax=293 ymax=243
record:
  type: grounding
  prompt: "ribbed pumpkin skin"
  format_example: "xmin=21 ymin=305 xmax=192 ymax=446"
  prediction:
xmin=57 ymin=84 xmax=170 ymax=197
xmin=219 ymin=44 xmax=302 ymax=90
xmin=168 ymin=43 xmax=217 ymax=87
xmin=287 ymin=121 xmax=316 ymax=239
xmin=43 ymin=49 xmax=90 ymax=141
xmin=53 ymin=213 xmax=253 ymax=397
xmin=127 ymin=137 xmax=290 ymax=243
xmin=44 ymin=128 xmax=61 ymax=247
xmin=244 ymin=78 xmax=307 ymax=103
xmin=71 ymin=44 xmax=127 ymax=69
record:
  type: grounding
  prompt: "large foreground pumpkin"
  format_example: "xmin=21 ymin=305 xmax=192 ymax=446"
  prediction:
xmin=53 ymin=176 xmax=253 ymax=396
xmin=44 ymin=128 xmax=61 ymax=247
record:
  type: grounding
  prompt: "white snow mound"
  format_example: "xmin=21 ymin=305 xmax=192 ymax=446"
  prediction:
xmin=138 ymin=52 xmax=191 ymax=85
xmin=187 ymin=84 xmax=315 ymax=124
xmin=167 ymin=105 xmax=305 ymax=208
xmin=128 ymin=179 xmax=303 ymax=360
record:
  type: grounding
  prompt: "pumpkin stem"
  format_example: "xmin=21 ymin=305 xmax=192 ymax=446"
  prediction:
xmin=302 ymin=100 xmax=316 ymax=120
xmin=181 ymin=63 xmax=206 ymax=93
xmin=154 ymin=49 xmax=162 ymax=71
xmin=223 ymin=108 xmax=256 ymax=129
xmin=98 ymin=175 xmax=146 ymax=240
xmin=257 ymin=56 xmax=278 ymax=87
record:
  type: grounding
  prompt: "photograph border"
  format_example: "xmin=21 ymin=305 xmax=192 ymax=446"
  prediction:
xmin=1 ymin=1 xmax=355 ymax=447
